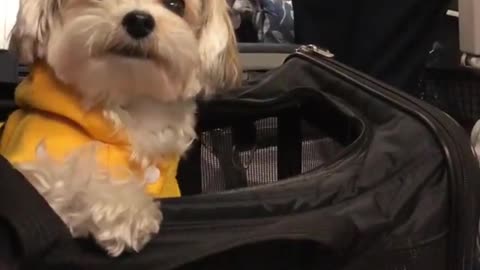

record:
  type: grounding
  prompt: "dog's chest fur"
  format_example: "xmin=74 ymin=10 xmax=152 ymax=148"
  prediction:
xmin=103 ymin=98 xmax=197 ymax=167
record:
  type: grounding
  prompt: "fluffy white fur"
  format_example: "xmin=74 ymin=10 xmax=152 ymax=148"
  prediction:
xmin=9 ymin=0 xmax=240 ymax=257
xmin=18 ymin=142 xmax=162 ymax=256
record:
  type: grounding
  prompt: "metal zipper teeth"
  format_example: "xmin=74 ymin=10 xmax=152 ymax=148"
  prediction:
xmin=293 ymin=46 xmax=478 ymax=270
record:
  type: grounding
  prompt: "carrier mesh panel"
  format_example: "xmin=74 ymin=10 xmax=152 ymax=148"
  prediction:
xmin=417 ymin=68 xmax=480 ymax=131
xmin=198 ymin=117 xmax=344 ymax=194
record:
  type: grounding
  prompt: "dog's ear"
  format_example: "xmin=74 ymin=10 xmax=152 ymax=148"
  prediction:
xmin=198 ymin=0 xmax=242 ymax=93
xmin=9 ymin=0 xmax=63 ymax=64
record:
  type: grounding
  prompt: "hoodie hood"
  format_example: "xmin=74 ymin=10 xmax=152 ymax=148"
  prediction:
xmin=15 ymin=61 xmax=128 ymax=145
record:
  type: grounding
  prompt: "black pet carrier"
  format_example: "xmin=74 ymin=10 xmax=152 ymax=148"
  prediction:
xmin=0 ymin=46 xmax=479 ymax=270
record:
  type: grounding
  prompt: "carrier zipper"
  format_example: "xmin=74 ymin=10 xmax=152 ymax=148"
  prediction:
xmin=297 ymin=44 xmax=335 ymax=58
xmin=292 ymin=44 xmax=480 ymax=270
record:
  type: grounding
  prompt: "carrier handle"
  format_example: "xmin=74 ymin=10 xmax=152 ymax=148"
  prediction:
xmin=175 ymin=213 xmax=359 ymax=269
xmin=163 ymin=214 xmax=359 ymax=270
xmin=230 ymin=214 xmax=359 ymax=255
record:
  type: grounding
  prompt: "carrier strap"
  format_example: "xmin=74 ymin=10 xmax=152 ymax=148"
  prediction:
xmin=0 ymin=156 xmax=71 ymax=259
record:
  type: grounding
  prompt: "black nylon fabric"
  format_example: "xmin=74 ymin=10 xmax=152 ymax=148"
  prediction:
xmin=0 ymin=55 xmax=477 ymax=270
xmin=0 ymin=156 xmax=71 ymax=258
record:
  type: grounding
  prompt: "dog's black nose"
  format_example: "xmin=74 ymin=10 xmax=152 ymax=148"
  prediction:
xmin=122 ymin=11 xmax=155 ymax=39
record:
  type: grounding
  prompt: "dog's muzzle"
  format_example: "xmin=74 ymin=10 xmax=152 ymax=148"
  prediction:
xmin=108 ymin=45 xmax=151 ymax=59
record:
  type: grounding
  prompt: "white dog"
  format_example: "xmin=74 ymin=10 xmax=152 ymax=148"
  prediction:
xmin=1 ymin=0 xmax=240 ymax=257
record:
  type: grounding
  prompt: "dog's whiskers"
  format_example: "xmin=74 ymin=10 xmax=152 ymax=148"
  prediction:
xmin=139 ymin=41 xmax=148 ymax=58
xmin=80 ymin=20 xmax=116 ymax=57
xmin=102 ymin=25 xmax=121 ymax=52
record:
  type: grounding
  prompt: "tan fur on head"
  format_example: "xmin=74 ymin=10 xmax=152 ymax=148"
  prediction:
xmin=9 ymin=0 xmax=65 ymax=64
xmin=8 ymin=0 xmax=241 ymax=257
xmin=198 ymin=1 xmax=242 ymax=93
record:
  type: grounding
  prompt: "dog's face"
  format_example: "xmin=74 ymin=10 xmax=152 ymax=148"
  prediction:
xmin=10 ymin=0 xmax=241 ymax=105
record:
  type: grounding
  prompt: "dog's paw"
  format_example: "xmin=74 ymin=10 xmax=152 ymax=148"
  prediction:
xmin=92 ymin=199 xmax=162 ymax=256
xmin=86 ymin=180 xmax=163 ymax=257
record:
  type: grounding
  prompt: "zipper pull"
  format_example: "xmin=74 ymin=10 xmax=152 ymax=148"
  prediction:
xmin=296 ymin=44 xmax=335 ymax=58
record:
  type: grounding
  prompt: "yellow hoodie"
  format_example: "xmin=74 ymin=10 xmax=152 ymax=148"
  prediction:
xmin=0 ymin=62 xmax=181 ymax=198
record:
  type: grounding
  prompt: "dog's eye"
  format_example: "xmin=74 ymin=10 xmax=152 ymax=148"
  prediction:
xmin=162 ymin=0 xmax=185 ymax=16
